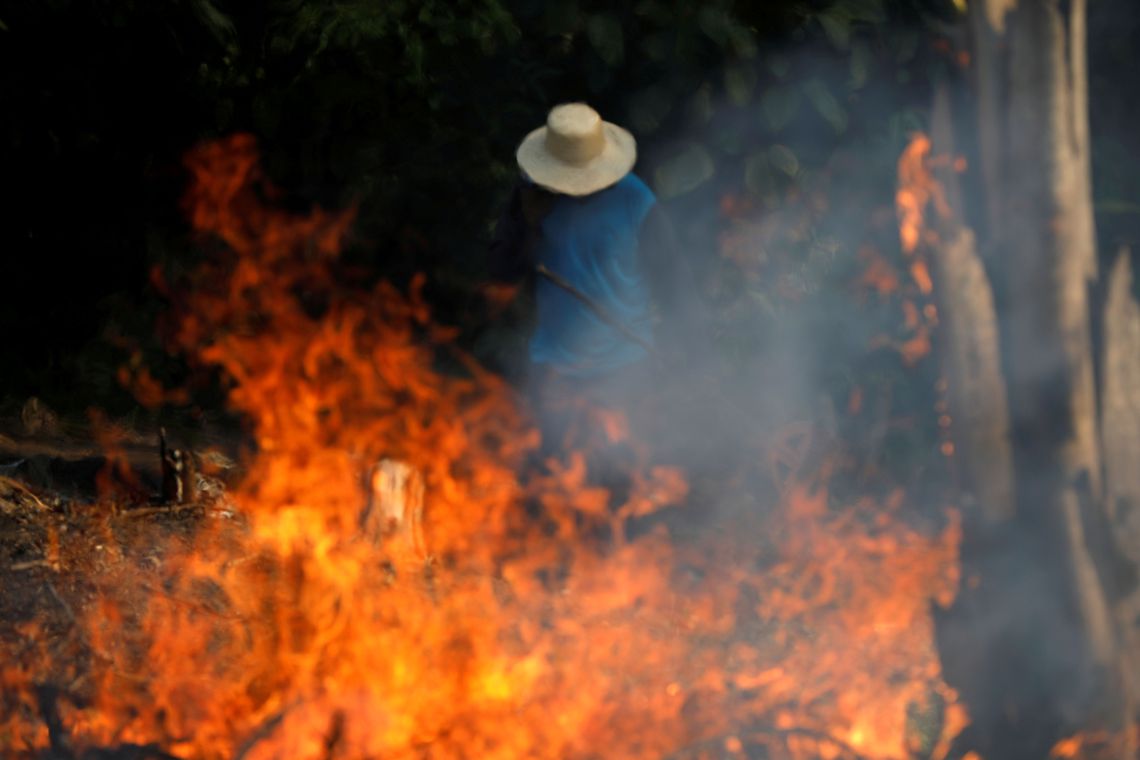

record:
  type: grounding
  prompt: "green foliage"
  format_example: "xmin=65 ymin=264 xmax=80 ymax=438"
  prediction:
xmin=1089 ymin=1 xmax=1140 ymax=255
xmin=1 ymin=0 xmax=966 ymax=427
xmin=9 ymin=0 xmax=1139 ymax=511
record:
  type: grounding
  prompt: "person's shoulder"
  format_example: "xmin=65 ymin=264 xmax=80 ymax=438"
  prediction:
xmin=604 ymin=172 xmax=657 ymax=217
xmin=616 ymin=171 xmax=655 ymax=200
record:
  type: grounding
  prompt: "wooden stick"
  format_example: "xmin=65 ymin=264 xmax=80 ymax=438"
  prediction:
xmin=664 ymin=725 xmax=872 ymax=760
xmin=117 ymin=504 xmax=204 ymax=519
xmin=234 ymin=705 xmax=294 ymax=760
xmin=43 ymin=581 xmax=75 ymax=624
xmin=137 ymin=581 xmax=240 ymax=621
xmin=0 ymin=475 xmax=50 ymax=512
xmin=536 ymin=263 xmax=659 ymax=355
xmin=9 ymin=559 xmax=56 ymax=572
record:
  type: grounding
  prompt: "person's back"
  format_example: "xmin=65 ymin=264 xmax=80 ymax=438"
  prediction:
xmin=488 ymin=102 xmax=703 ymax=462
xmin=529 ymin=171 xmax=656 ymax=377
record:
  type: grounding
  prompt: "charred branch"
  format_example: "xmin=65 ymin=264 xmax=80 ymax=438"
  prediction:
xmin=158 ymin=428 xmax=197 ymax=506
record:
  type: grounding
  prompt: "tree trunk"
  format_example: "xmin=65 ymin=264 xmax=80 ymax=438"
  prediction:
xmin=1000 ymin=0 xmax=1115 ymax=667
xmin=944 ymin=0 xmax=1134 ymax=754
xmin=1101 ymin=248 xmax=1140 ymax=563
xmin=967 ymin=0 xmax=1016 ymax=254
xmin=928 ymin=83 xmax=1016 ymax=525
xmin=1100 ymin=246 xmax=1140 ymax=719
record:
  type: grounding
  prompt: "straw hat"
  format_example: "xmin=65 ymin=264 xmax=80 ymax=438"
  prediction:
xmin=516 ymin=103 xmax=637 ymax=196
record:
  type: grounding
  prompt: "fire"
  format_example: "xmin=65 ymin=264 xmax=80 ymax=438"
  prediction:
xmin=895 ymin=134 xmax=951 ymax=257
xmin=1050 ymin=730 xmax=1139 ymax=759
xmin=862 ymin=132 xmax=959 ymax=367
xmin=3 ymin=135 xmax=966 ymax=759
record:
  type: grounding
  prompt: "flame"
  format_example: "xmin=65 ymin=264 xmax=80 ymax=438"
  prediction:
xmin=895 ymin=134 xmax=951 ymax=256
xmin=857 ymin=246 xmax=901 ymax=298
xmin=117 ymin=351 xmax=192 ymax=408
xmin=863 ymin=132 xmax=959 ymax=367
xmin=3 ymin=135 xmax=967 ymax=759
xmin=1050 ymin=730 xmax=1140 ymax=759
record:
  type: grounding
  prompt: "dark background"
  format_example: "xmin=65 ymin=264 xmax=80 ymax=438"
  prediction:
xmin=2 ymin=0 xmax=1138 ymax=419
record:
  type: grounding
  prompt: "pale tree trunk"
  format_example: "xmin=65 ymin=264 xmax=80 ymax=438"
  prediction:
xmin=936 ymin=0 xmax=1137 ymax=755
xmin=928 ymin=84 xmax=1015 ymax=525
xmin=1100 ymin=246 xmax=1140 ymax=718
xmin=1102 ymin=249 xmax=1140 ymax=562
xmin=967 ymin=0 xmax=1016 ymax=253
xmin=999 ymin=0 xmax=1115 ymax=673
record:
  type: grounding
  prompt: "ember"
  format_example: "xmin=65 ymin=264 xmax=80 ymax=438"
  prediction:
xmin=2 ymin=137 xmax=964 ymax=759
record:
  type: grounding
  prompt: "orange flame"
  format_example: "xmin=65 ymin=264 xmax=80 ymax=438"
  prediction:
xmin=4 ymin=135 xmax=967 ymax=759
xmin=1050 ymin=730 xmax=1140 ymax=759
xmin=895 ymin=134 xmax=951 ymax=256
xmin=866 ymin=132 xmax=959 ymax=367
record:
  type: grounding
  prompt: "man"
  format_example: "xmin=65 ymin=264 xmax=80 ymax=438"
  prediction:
xmin=488 ymin=102 xmax=700 ymax=459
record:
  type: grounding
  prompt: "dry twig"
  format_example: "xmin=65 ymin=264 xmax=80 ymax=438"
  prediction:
xmin=234 ymin=704 xmax=297 ymax=760
xmin=9 ymin=558 xmax=56 ymax=572
xmin=43 ymin=580 xmax=76 ymax=624
xmin=0 ymin=474 xmax=51 ymax=512
xmin=664 ymin=725 xmax=872 ymax=760
xmin=117 ymin=503 xmax=204 ymax=520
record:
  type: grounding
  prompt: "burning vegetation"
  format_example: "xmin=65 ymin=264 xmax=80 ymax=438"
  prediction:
xmin=0 ymin=135 xmax=969 ymax=759
xmin=5 ymin=1 xmax=1140 ymax=758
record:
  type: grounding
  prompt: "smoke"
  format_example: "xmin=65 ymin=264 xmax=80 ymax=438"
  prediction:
xmin=503 ymin=43 xmax=934 ymax=499
xmin=494 ymin=8 xmax=1140 ymax=753
xmin=7 ymin=2 xmax=1136 ymax=755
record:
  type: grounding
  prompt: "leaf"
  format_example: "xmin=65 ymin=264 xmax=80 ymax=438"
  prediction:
xmin=711 ymin=121 xmax=745 ymax=155
xmin=887 ymin=109 xmax=925 ymax=143
xmin=767 ymin=53 xmax=791 ymax=80
xmin=844 ymin=0 xmax=886 ymax=24
xmin=640 ymin=31 xmax=670 ymax=62
xmin=586 ymin=13 xmax=624 ymax=66
xmin=818 ymin=9 xmax=851 ymax=50
xmin=1095 ymin=200 xmax=1140 ymax=216
xmin=545 ymin=0 xmax=582 ymax=34
xmin=744 ymin=152 xmax=773 ymax=196
xmin=689 ymin=83 xmax=715 ymax=125
xmin=252 ymin=94 xmax=282 ymax=139
xmin=655 ymin=143 xmax=715 ymax=200
xmin=725 ymin=64 xmax=757 ymax=106
xmin=760 ymin=85 xmax=801 ymax=132
xmin=585 ymin=56 xmax=613 ymax=93
xmin=850 ymin=40 xmax=871 ymax=89
xmin=727 ymin=23 xmax=758 ymax=59
xmin=804 ymin=79 xmax=848 ymax=134
xmin=214 ymin=99 xmax=234 ymax=131
xmin=633 ymin=0 xmax=672 ymax=24
xmin=768 ymin=144 xmax=799 ymax=177
xmin=697 ymin=6 xmax=730 ymax=45
xmin=629 ymin=85 xmax=673 ymax=133
xmin=748 ymin=289 xmax=777 ymax=317
xmin=313 ymin=13 xmax=342 ymax=58
xmin=894 ymin=28 xmax=920 ymax=63
xmin=189 ymin=0 xmax=237 ymax=47
xmin=405 ymin=33 xmax=426 ymax=81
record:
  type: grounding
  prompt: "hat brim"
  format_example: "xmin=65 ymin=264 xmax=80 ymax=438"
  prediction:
xmin=516 ymin=122 xmax=637 ymax=196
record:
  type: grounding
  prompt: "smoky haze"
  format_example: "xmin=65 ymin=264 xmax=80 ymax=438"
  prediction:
xmin=0 ymin=0 xmax=1138 ymax=756
xmin=493 ymin=6 xmax=1140 ymax=754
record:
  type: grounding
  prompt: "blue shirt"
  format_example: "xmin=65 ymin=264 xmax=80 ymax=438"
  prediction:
xmin=528 ymin=173 xmax=657 ymax=377
xmin=489 ymin=172 xmax=699 ymax=380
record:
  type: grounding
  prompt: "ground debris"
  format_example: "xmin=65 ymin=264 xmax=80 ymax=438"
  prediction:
xmin=0 ymin=475 xmax=53 ymax=518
